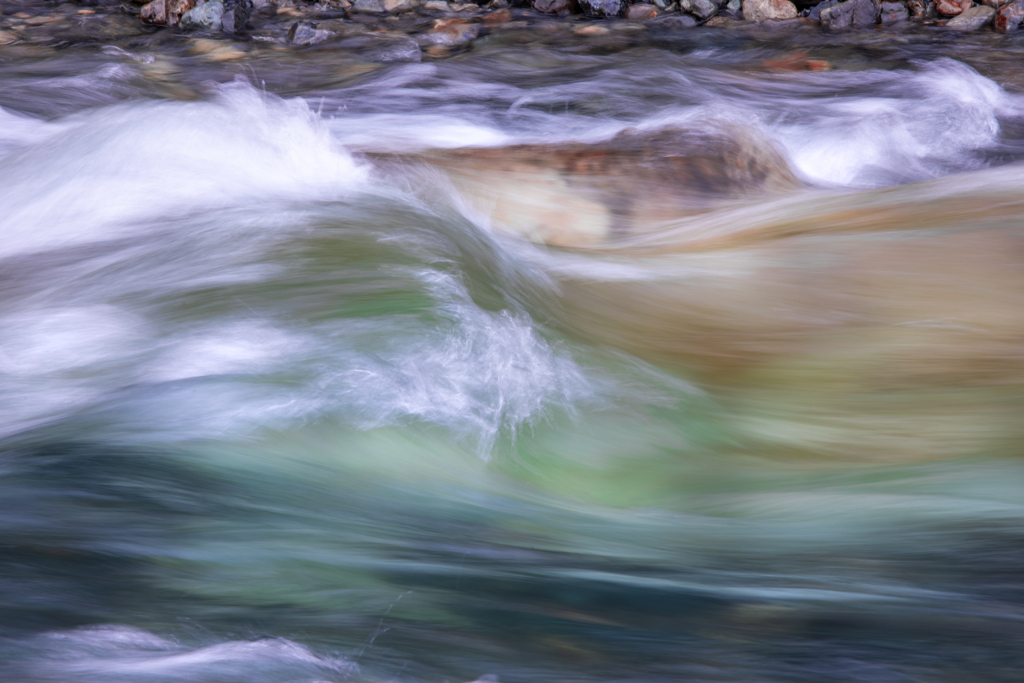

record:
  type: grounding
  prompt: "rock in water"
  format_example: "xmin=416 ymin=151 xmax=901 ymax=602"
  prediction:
xmin=534 ymin=0 xmax=578 ymax=13
xmin=140 ymin=0 xmax=168 ymax=24
xmin=625 ymin=3 xmax=660 ymax=18
xmin=399 ymin=124 xmax=800 ymax=247
xmin=382 ymin=0 xmax=418 ymax=12
xmin=935 ymin=0 xmax=971 ymax=13
xmin=996 ymin=0 xmax=1024 ymax=29
xmin=878 ymin=0 xmax=908 ymax=21
xmin=741 ymin=0 xmax=798 ymax=20
xmin=946 ymin=3 xmax=994 ymax=25
xmin=819 ymin=0 xmax=878 ymax=28
xmin=907 ymin=0 xmax=934 ymax=18
xmin=578 ymin=0 xmax=625 ymax=16
xmin=180 ymin=0 xmax=224 ymax=28
xmin=221 ymin=0 xmax=251 ymax=34
xmin=680 ymin=0 xmax=718 ymax=18
xmin=288 ymin=21 xmax=336 ymax=44
xmin=654 ymin=13 xmax=699 ymax=24
xmin=354 ymin=0 xmax=386 ymax=11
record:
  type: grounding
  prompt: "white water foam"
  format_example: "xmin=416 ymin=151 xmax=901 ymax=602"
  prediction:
xmin=0 ymin=80 xmax=368 ymax=259
xmin=20 ymin=625 xmax=355 ymax=683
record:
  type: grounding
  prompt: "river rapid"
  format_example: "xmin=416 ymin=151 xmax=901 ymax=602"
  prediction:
xmin=2 ymin=28 xmax=1024 ymax=683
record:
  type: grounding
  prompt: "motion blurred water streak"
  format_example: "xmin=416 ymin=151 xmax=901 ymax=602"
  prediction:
xmin=1 ymin=37 xmax=1023 ymax=683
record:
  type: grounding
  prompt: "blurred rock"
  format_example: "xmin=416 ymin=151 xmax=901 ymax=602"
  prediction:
xmin=878 ymin=0 xmax=907 ymax=21
xmin=680 ymin=0 xmax=718 ymax=17
xmin=945 ymin=2 xmax=994 ymax=24
xmin=654 ymin=12 xmax=699 ymax=23
xmin=482 ymin=8 xmax=512 ymax=24
xmin=625 ymin=3 xmax=660 ymax=17
xmin=180 ymin=0 xmax=223 ymax=27
xmin=534 ymin=0 xmax=578 ymax=12
xmin=935 ymin=0 xmax=971 ymax=13
xmin=907 ymin=0 xmax=934 ymax=18
xmin=807 ymin=0 xmax=837 ymax=19
xmin=742 ymin=0 xmax=798 ymax=20
xmin=578 ymin=0 xmax=625 ymax=16
xmin=354 ymin=0 xmax=386 ymax=11
xmin=383 ymin=0 xmax=418 ymax=11
xmin=995 ymin=0 xmax=1024 ymax=29
xmin=978 ymin=0 xmax=1009 ymax=7
xmin=574 ymin=22 xmax=611 ymax=32
xmin=140 ymin=0 xmax=167 ymax=24
xmin=221 ymin=0 xmax=251 ymax=33
xmin=420 ymin=17 xmax=480 ymax=45
xmin=362 ymin=34 xmax=422 ymax=60
xmin=288 ymin=20 xmax=336 ymax=43
xmin=423 ymin=0 xmax=451 ymax=9
xmin=819 ymin=0 xmax=877 ymax=28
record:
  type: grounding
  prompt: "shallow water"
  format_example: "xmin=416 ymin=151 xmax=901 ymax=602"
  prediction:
xmin=2 ymin=29 xmax=1024 ymax=683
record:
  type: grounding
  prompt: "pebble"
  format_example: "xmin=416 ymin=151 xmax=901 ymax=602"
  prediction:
xmin=574 ymin=22 xmax=612 ymax=32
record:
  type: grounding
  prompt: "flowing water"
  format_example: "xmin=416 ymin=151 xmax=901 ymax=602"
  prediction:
xmin=2 ymin=27 xmax=1024 ymax=683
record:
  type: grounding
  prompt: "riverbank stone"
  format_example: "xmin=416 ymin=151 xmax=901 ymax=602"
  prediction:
xmin=996 ymin=0 xmax=1024 ymax=28
xmin=680 ymin=0 xmax=719 ymax=18
xmin=288 ymin=20 xmax=336 ymax=44
xmin=743 ymin=0 xmax=798 ymax=20
xmin=534 ymin=0 xmax=579 ymax=13
xmin=819 ymin=0 xmax=878 ymax=28
xmin=935 ymin=0 xmax=971 ymax=13
xmin=578 ymin=0 xmax=625 ymax=17
xmin=946 ymin=2 xmax=994 ymax=24
xmin=879 ymin=0 xmax=908 ymax=21
xmin=625 ymin=3 xmax=660 ymax=18
xmin=180 ymin=0 xmax=223 ymax=28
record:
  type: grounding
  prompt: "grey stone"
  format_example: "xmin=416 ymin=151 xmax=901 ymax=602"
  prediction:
xmin=221 ymin=0 xmax=251 ymax=34
xmin=878 ymin=0 xmax=907 ymax=21
xmin=680 ymin=0 xmax=718 ymax=17
xmin=363 ymin=36 xmax=422 ymax=61
xmin=533 ymin=0 xmax=577 ymax=12
xmin=819 ymin=0 xmax=878 ymax=28
xmin=287 ymin=20 xmax=336 ymax=44
xmin=382 ymin=0 xmax=418 ymax=11
xmin=946 ymin=3 xmax=994 ymax=26
xmin=353 ymin=0 xmax=386 ymax=11
xmin=652 ymin=12 xmax=698 ymax=24
xmin=578 ymin=0 xmax=625 ymax=16
xmin=725 ymin=0 xmax=741 ymax=11
xmin=180 ymin=0 xmax=224 ymax=28
xmin=807 ymin=0 xmax=838 ymax=18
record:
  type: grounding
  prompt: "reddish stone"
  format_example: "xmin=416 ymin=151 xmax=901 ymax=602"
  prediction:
xmin=625 ymin=3 xmax=659 ymax=18
xmin=935 ymin=0 xmax=971 ymax=15
xmin=996 ymin=0 xmax=1024 ymax=28
xmin=482 ymin=8 xmax=512 ymax=24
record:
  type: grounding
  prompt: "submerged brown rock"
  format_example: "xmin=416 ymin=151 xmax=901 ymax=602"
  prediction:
xmin=399 ymin=125 xmax=800 ymax=247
